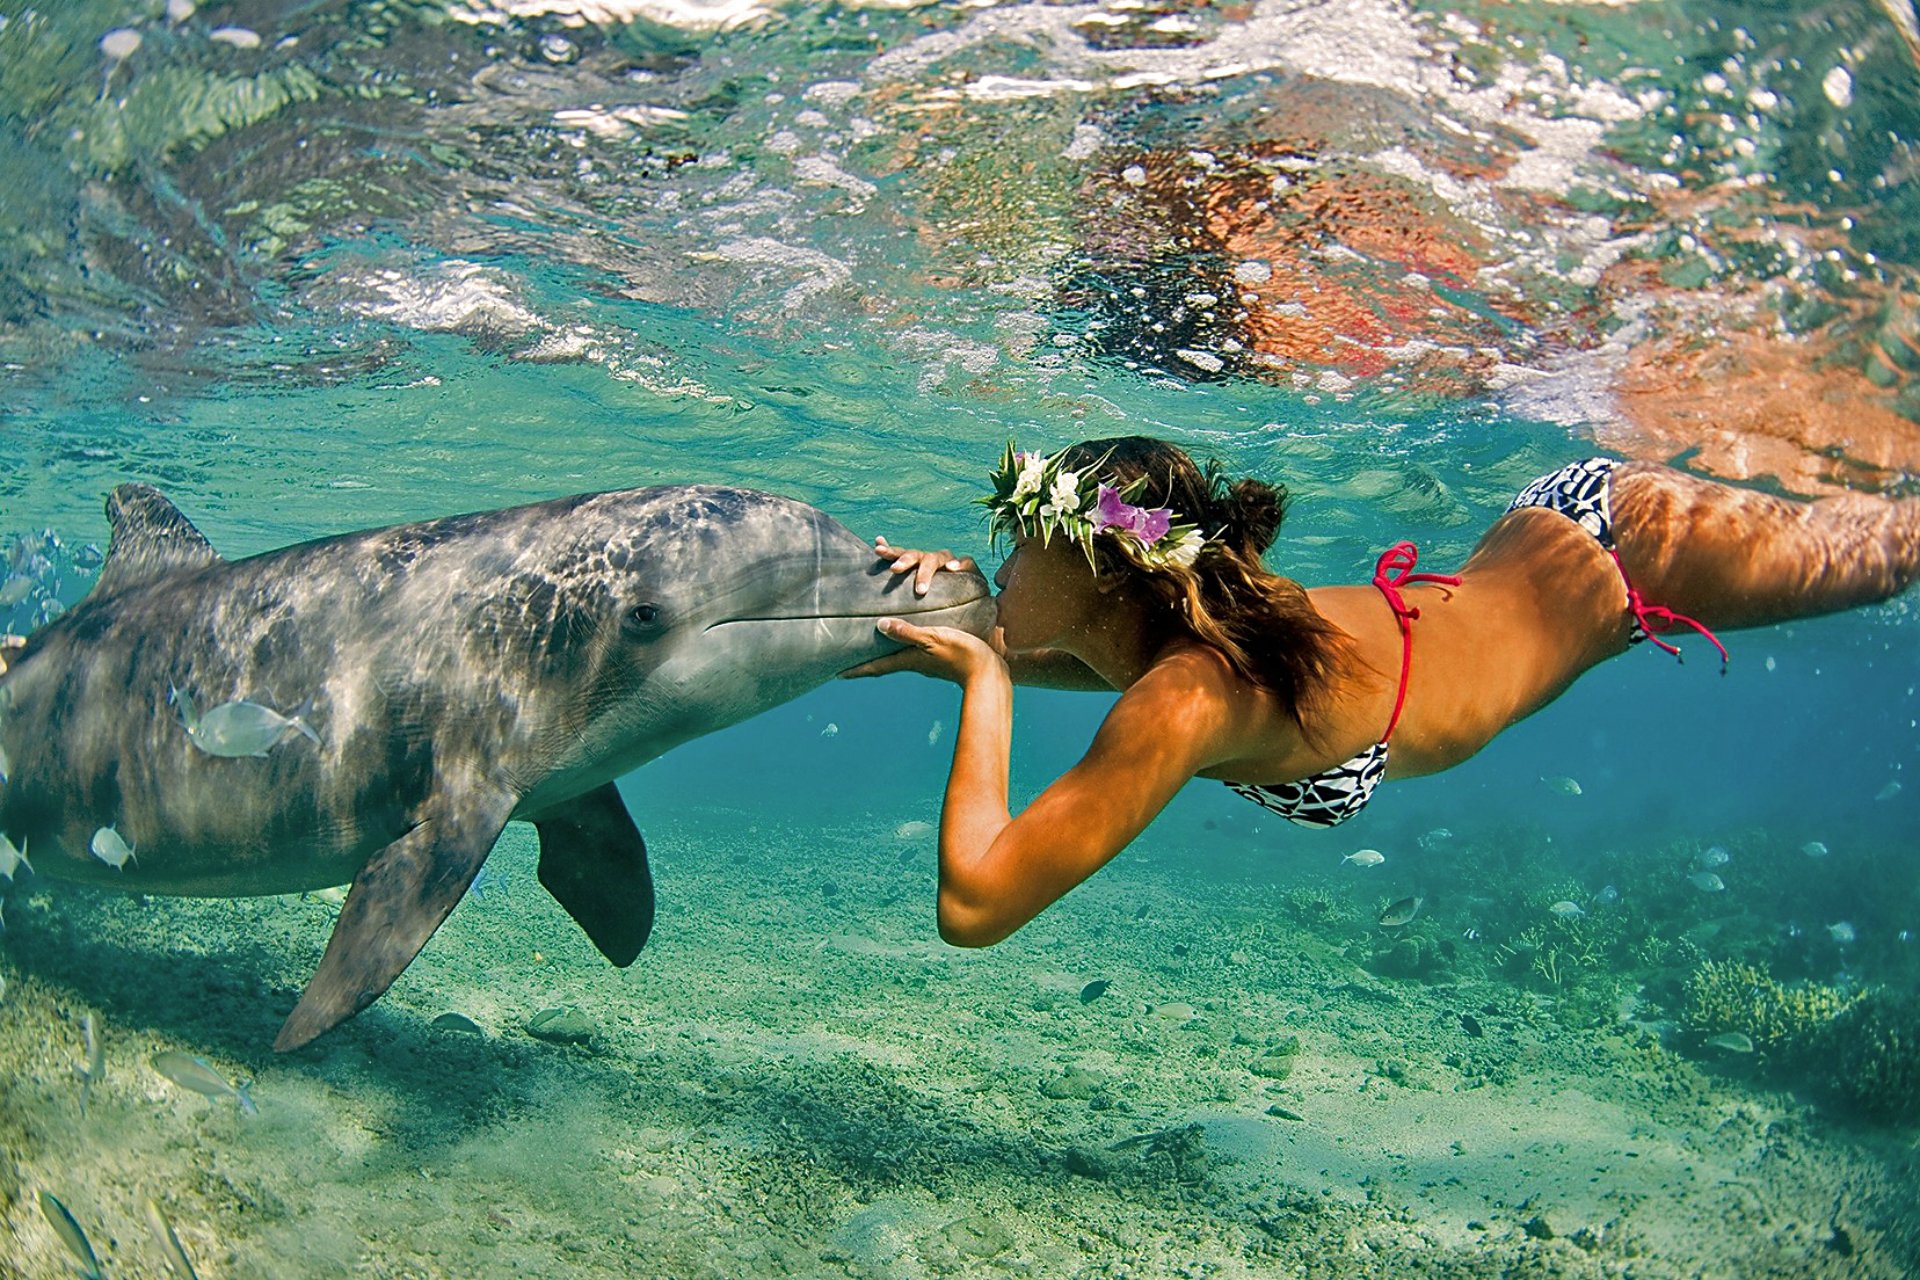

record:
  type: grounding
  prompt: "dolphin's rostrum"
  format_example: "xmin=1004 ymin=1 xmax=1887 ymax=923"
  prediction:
xmin=0 ymin=483 xmax=993 ymax=1050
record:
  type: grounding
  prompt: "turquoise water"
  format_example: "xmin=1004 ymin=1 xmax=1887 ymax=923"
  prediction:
xmin=3 ymin=0 xmax=1920 ymax=1275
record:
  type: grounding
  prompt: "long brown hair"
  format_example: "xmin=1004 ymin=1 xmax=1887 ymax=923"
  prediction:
xmin=1054 ymin=436 xmax=1359 ymax=730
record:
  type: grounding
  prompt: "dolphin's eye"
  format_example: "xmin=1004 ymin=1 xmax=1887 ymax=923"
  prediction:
xmin=624 ymin=602 xmax=663 ymax=636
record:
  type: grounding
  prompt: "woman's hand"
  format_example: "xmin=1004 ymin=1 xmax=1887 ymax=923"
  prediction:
xmin=874 ymin=536 xmax=977 ymax=597
xmin=843 ymin=617 xmax=1006 ymax=683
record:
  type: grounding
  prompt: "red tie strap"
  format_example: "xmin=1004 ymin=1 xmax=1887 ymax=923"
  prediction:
xmin=1370 ymin=541 xmax=1462 ymax=742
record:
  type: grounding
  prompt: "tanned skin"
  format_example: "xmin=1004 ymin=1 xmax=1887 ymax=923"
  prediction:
xmin=847 ymin=463 xmax=1920 ymax=948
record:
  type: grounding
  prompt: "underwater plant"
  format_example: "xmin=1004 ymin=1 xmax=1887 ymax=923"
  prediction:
xmin=1682 ymin=959 xmax=1861 ymax=1060
xmin=1820 ymin=988 xmax=1920 ymax=1123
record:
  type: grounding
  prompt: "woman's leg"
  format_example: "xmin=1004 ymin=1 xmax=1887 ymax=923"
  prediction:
xmin=1610 ymin=463 xmax=1920 ymax=630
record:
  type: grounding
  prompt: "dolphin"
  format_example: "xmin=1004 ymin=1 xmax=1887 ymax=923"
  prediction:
xmin=0 ymin=483 xmax=993 ymax=1050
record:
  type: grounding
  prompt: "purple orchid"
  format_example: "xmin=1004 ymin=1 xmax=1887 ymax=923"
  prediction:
xmin=1092 ymin=484 xmax=1172 ymax=544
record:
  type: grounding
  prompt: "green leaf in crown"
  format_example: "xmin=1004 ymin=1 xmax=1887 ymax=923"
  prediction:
xmin=978 ymin=441 xmax=1210 ymax=570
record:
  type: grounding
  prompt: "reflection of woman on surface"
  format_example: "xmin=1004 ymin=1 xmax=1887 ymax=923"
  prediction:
xmin=849 ymin=437 xmax=1920 ymax=947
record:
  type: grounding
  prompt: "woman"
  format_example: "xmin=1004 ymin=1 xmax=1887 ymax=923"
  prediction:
xmin=848 ymin=438 xmax=1920 ymax=947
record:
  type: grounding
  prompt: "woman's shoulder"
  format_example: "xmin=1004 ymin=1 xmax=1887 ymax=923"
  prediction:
xmin=1106 ymin=642 xmax=1288 ymax=758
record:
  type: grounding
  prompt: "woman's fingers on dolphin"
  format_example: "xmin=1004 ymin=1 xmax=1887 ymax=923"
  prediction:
xmin=871 ymin=538 xmax=975 ymax=596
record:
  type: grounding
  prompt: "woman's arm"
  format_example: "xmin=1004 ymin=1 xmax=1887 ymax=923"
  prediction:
xmin=876 ymin=620 xmax=1241 ymax=945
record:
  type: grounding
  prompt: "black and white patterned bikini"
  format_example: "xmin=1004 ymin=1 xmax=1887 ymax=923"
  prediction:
xmin=1228 ymin=457 xmax=1726 ymax=829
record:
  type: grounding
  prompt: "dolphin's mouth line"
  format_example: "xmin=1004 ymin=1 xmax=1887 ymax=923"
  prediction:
xmin=701 ymin=589 xmax=991 ymax=631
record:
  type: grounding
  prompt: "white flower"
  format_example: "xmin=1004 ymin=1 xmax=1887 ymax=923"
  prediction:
xmin=1159 ymin=529 xmax=1206 ymax=568
xmin=1010 ymin=452 xmax=1048 ymax=502
xmin=1045 ymin=468 xmax=1083 ymax=515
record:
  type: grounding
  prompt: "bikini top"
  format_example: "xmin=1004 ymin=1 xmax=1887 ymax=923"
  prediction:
xmin=1230 ymin=458 xmax=1731 ymax=829
xmin=1225 ymin=542 xmax=1457 ymax=829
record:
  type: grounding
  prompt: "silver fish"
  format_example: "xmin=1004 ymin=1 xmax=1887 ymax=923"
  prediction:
xmin=77 ymin=1014 xmax=104 ymax=1115
xmin=1874 ymin=779 xmax=1902 ymax=801
xmin=1697 ymin=846 xmax=1730 ymax=867
xmin=173 ymin=687 xmax=321 ymax=758
xmin=1688 ymin=871 xmax=1725 ymax=892
xmin=1828 ymin=921 xmax=1856 ymax=944
xmin=1377 ymin=895 xmax=1424 ymax=927
xmin=1801 ymin=840 xmax=1829 ymax=858
xmin=146 ymin=1197 xmax=201 ymax=1280
xmin=153 ymin=1051 xmax=257 ymax=1114
xmin=0 ymin=575 xmax=35 ymax=607
xmin=1342 ymin=848 xmax=1385 ymax=867
xmin=1549 ymin=900 xmax=1585 ymax=919
xmin=0 ymin=832 xmax=29 ymax=881
xmin=38 ymin=1191 xmax=103 ymax=1280
xmin=90 ymin=825 xmax=137 ymax=870
xmin=1542 ymin=775 xmax=1583 ymax=796
xmin=1704 ymin=1031 xmax=1754 ymax=1054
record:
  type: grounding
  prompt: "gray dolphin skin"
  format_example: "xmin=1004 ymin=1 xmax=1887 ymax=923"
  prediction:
xmin=0 ymin=483 xmax=994 ymax=1051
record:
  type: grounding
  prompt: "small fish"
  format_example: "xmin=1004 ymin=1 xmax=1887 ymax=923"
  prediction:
xmin=465 ymin=865 xmax=499 ymax=901
xmin=37 ymin=1191 xmax=103 ymax=1280
xmin=1461 ymin=927 xmax=1480 ymax=941
xmin=894 ymin=819 xmax=933 ymax=840
xmin=1342 ymin=848 xmax=1385 ymax=868
xmin=1078 ymin=979 xmax=1110 ymax=1004
xmin=1549 ymin=900 xmax=1585 ymax=919
xmin=0 ymin=575 xmax=35 ymax=607
xmin=1688 ymin=871 xmax=1725 ymax=892
xmin=927 ymin=719 xmax=944 ymax=747
xmin=1704 ymin=1031 xmax=1754 ymax=1054
xmin=1801 ymin=840 xmax=1829 ymax=858
xmin=1542 ymin=775 xmax=1583 ymax=796
xmin=152 ymin=1051 xmax=256 ymax=1114
xmin=431 ymin=1012 xmax=484 ymax=1035
xmin=77 ymin=1014 xmax=104 ymax=1115
xmin=1595 ymin=884 xmax=1620 ymax=905
xmin=1764 ymin=654 xmax=1776 ymax=672
xmin=1697 ymin=846 xmax=1731 ymax=868
xmin=1416 ymin=827 xmax=1452 ymax=851
xmin=146 ymin=1197 xmax=201 ymax=1279
xmin=90 ymin=825 xmax=137 ymax=870
xmin=1828 ymin=921 xmax=1856 ymax=944
xmin=819 ymin=722 xmax=839 ymax=738
xmin=0 ymin=832 xmax=29 ymax=881
xmin=1377 ymin=895 xmax=1423 ymax=927
xmin=209 ymin=24 xmax=263 ymax=48
xmin=1874 ymin=779 xmax=1902 ymax=801
xmin=173 ymin=687 xmax=320 ymax=758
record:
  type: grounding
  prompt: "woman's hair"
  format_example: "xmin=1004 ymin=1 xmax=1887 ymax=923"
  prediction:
xmin=1054 ymin=435 xmax=1359 ymax=729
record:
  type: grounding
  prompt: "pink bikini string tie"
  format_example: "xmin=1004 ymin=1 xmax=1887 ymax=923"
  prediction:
xmin=1607 ymin=549 xmax=1728 ymax=672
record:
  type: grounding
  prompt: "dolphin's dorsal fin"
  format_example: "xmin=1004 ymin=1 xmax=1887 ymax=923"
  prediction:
xmin=91 ymin=484 xmax=222 ymax=598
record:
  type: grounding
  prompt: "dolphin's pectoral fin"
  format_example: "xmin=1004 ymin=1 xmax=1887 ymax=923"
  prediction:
xmin=532 ymin=783 xmax=655 ymax=966
xmin=274 ymin=791 xmax=514 ymax=1053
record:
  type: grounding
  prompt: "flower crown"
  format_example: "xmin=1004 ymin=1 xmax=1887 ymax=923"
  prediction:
xmin=977 ymin=442 xmax=1210 ymax=570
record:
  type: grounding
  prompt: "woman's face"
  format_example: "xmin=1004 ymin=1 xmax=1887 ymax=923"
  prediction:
xmin=991 ymin=532 xmax=1100 ymax=653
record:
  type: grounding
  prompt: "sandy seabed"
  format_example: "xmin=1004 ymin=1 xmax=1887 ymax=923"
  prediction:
xmin=1 ymin=806 xmax=1914 ymax=1280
